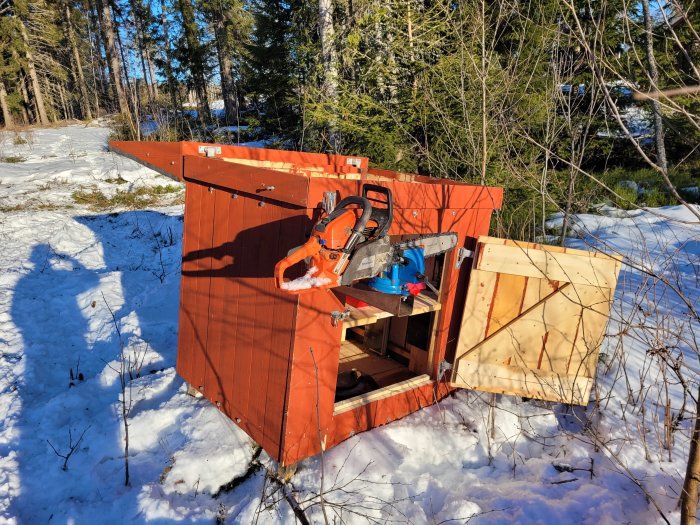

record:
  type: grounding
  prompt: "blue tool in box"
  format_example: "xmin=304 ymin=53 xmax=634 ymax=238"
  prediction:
xmin=367 ymin=247 xmax=426 ymax=296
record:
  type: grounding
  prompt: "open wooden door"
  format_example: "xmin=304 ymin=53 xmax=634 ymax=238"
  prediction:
xmin=450 ymin=236 xmax=622 ymax=405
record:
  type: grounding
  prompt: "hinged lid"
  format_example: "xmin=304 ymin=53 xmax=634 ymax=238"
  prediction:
xmin=450 ymin=236 xmax=622 ymax=405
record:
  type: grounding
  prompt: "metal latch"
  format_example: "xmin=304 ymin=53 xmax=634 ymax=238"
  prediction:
xmin=330 ymin=309 xmax=351 ymax=327
xmin=322 ymin=192 xmax=337 ymax=214
xmin=198 ymin=145 xmax=221 ymax=157
xmin=455 ymin=248 xmax=474 ymax=269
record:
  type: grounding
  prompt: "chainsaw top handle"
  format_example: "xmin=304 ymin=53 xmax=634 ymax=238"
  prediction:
xmin=315 ymin=195 xmax=372 ymax=252
xmin=362 ymin=184 xmax=393 ymax=237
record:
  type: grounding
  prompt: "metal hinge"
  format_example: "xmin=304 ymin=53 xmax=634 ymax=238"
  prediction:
xmin=330 ymin=309 xmax=351 ymax=327
xmin=198 ymin=145 xmax=221 ymax=157
xmin=438 ymin=359 xmax=453 ymax=381
xmin=455 ymin=248 xmax=474 ymax=269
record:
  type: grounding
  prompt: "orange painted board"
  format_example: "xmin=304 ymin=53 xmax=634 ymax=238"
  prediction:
xmin=282 ymin=290 xmax=344 ymax=464
xmin=181 ymin=141 xmax=369 ymax=173
xmin=109 ymin=141 xmax=185 ymax=181
xmin=183 ymin=155 xmax=310 ymax=208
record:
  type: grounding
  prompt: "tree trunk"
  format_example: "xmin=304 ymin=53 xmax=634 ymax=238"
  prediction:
xmin=318 ymin=0 xmax=339 ymax=150
xmin=0 ymin=79 xmax=13 ymax=128
xmin=145 ymin=46 xmax=159 ymax=98
xmin=177 ymin=0 xmax=211 ymax=126
xmin=86 ymin=0 xmax=106 ymax=114
xmin=63 ymin=0 xmax=93 ymax=120
xmin=18 ymin=21 xmax=49 ymax=125
xmin=96 ymin=0 xmax=130 ymax=115
xmin=135 ymin=23 xmax=154 ymax=107
xmin=641 ymin=0 xmax=668 ymax=174
xmin=213 ymin=16 xmax=237 ymax=125
xmin=681 ymin=387 xmax=700 ymax=524
xmin=161 ymin=0 xmax=179 ymax=109
xmin=17 ymin=74 xmax=30 ymax=125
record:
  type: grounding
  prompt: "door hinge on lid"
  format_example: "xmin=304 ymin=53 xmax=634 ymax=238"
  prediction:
xmin=455 ymin=248 xmax=474 ymax=269
xmin=198 ymin=145 xmax=221 ymax=157
xmin=438 ymin=360 xmax=453 ymax=381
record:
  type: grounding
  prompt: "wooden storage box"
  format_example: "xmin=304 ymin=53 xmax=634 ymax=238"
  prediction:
xmin=110 ymin=140 xmax=620 ymax=466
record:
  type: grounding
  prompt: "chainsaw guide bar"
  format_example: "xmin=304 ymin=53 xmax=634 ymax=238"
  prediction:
xmin=340 ymin=232 xmax=458 ymax=285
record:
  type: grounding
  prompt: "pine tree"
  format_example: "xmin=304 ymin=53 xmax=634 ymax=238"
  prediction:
xmin=244 ymin=0 xmax=305 ymax=141
xmin=200 ymin=0 xmax=251 ymax=126
xmin=174 ymin=0 xmax=211 ymax=126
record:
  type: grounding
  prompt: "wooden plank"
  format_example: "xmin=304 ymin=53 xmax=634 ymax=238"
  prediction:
xmin=567 ymin=285 xmax=613 ymax=377
xmin=412 ymin=293 xmax=442 ymax=315
xmin=203 ymin=188 xmax=231 ymax=405
xmin=343 ymin=305 xmax=393 ymax=328
xmin=333 ymin=374 xmax=433 ymax=414
xmin=186 ymin=183 xmax=215 ymax=390
xmin=477 ymin=243 xmax=619 ymax=288
xmin=485 ymin=273 xmax=528 ymax=336
xmin=521 ymin=276 xmax=559 ymax=313
xmin=458 ymin=283 xmax=605 ymax=370
xmin=407 ymin=343 xmax=429 ymax=374
xmin=221 ymin=157 xmax=327 ymax=173
xmin=455 ymin=269 xmax=498 ymax=361
xmin=219 ymin=188 xmax=243 ymax=417
xmin=183 ymin=155 xmax=310 ymax=207
xmin=452 ymin=360 xmax=593 ymax=405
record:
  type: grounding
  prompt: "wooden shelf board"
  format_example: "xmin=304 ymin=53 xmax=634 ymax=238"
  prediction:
xmin=343 ymin=304 xmax=394 ymax=328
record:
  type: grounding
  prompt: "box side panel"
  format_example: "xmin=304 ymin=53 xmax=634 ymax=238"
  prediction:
xmin=178 ymin=180 xmax=312 ymax=460
xmin=281 ymin=290 xmax=344 ymax=466
xmin=434 ymin=207 xmax=496 ymax=372
xmin=177 ymin=182 xmax=215 ymax=392
xmin=181 ymin=142 xmax=369 ymax=173
xmin=308 ymin=179 xmax=503 ymax=213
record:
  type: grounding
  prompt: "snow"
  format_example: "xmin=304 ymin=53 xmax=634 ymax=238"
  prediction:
xmin=1 ymin=122 xmax=699 ymax=524
xmin=280 ymin=266 xmax=333 ymax=291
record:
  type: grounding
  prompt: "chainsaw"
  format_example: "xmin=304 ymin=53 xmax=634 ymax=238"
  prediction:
xmin=274 ymin=184 xmax=458 ymax=295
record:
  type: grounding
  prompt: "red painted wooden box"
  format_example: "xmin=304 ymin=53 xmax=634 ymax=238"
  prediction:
xmin=110 ymin=140 xmax=503 ymax=465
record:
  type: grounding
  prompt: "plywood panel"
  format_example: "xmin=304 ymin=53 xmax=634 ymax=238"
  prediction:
xmin=453 ymin=236 xmax=621 ymax=406
xmin=477 ymin=243 xmax=619 ymax=288
xmin=452 ymin=361 xmax=592 ymax=405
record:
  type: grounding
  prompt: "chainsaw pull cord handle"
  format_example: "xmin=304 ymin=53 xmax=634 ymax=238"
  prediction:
xmin=274 ymin=237 xmax=322 ymax=290
xmin=361 ymin=184 xmax=393 ymax=237
xmin=316 ymin=196 xmax=373 ymax=252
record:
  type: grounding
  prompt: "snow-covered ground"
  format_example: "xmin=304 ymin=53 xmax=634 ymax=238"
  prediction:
xmin=0 ymin=123 xmax=698 ymax=524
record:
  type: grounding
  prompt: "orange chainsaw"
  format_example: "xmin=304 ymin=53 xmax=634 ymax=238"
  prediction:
xmin=274 ymin=184 xmax=458 ymax=294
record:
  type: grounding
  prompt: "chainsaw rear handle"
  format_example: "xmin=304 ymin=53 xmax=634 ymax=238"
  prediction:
xmin=274 ymin=237 xmax=322 ymax=291
xmin=362 ymin=184 xmax=393 ymax=237
xmin=316 ymin=196 xmax=372 ymax=252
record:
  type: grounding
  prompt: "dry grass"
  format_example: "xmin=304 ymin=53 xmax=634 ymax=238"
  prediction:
xmin=0 ymin=156 xmax=26 ymax=163
xmin=71 ymin=184 xmax=182 ymax=211
xmin=0 ymin=200 xmax=71 ymax=213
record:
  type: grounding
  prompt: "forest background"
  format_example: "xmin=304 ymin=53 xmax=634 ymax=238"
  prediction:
xmin=0 ymin=0 xmax=698 ymax=242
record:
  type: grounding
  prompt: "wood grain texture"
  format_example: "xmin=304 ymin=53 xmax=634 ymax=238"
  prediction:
xmin=452 ymin=236 xmax=622 ymax=406
xmin=453 ymin=360 xmax=593 ymax=404
xmin=477 ymin=244 xmax=620 ymax=288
